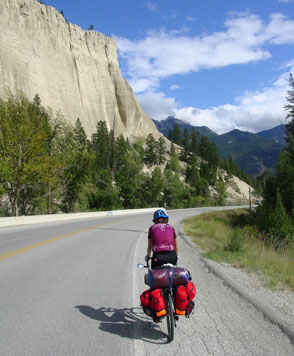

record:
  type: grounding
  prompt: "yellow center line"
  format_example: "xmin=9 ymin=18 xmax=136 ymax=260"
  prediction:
xmin=0 ymin=221 xmax=114 ymax=261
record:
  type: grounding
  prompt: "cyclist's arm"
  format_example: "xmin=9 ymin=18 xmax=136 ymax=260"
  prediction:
xmin=174 ymin=238 xmax=178 ymax=255
xmin=147 ymin=238 xmax=152 ymax=258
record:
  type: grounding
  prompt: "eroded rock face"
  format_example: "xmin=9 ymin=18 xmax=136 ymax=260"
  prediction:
xmin=0 ymin=0 xmax=159 ymax=138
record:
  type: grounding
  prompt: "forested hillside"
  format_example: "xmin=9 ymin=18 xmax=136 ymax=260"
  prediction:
xmin=154 ymin=117 xmax=285 ymax=175
xmin=0 ymin=93 xmax=256 ymax=217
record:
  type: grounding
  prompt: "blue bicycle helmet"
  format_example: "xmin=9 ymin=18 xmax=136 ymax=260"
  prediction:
xmin=153 ymin=209 xmax=169 ymax=222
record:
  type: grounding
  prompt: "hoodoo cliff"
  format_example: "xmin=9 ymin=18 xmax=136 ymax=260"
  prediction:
xmin=0 ymin=0 xmax=159 ymax=138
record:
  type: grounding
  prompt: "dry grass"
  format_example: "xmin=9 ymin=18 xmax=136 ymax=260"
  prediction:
xmin=184 ymin=210 xmax=294 ymax=291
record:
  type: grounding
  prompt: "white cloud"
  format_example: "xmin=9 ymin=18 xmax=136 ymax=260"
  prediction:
xmin=280 ymin=59 xmax=294 ymax=69
xmin=138 ymin=67 xmax=293 ymax=134
xmin=169 ymin=84 xmax=180 ymax=90
xmin=116 ymin=12 xmax=294 ymax=133
xmin=143 ymin=2 xmax=158 ymax=12
xmin=265 ymin=13 xmax=294 ymax=44
xmin=137 ymin=91 xmax=179 ymax=120
xmin=116 ymin=13 xmax=294 ymax=93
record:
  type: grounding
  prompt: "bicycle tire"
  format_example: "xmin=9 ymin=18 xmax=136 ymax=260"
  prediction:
xmin=166 ymin=292 xmax=174 ymax=342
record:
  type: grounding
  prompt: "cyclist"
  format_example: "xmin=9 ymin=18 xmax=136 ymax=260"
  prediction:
xmin=146 ymin=209 xmax=178 ymax=269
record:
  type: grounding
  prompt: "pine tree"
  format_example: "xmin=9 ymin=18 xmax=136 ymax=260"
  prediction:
xmin=190 ymin=128 xmax=200 ymax=154
xmin=167 ymin=148 xmax=181 ymax=173
xmin=167 ymin=129 xmax=173 ymax=141
xmin=73 ymin=118 xmax=89 ymax=151
xmin=173 ymin=123 xmax=182 ymax=145
xmin=144 ymin=133 xmax=158 ymax=166
xmin=114 ymin=134 xmax=131 ymax=171
xmin=143 ymin=167 xmax=165 ymax=206
xmin=181 ymin=128 xmax=190 ymax=161
xmin=268 ymin=191 xmax=293 ymax=245
xmin=276 ymin=138 xmax=294 ymax=215
xmin=284 ymin=73 xmax=294 ymax=143
xmin=157 ymin=136 xmax=166 ymax=165
xmin=91 ymin=121 xmax=110 ymax=170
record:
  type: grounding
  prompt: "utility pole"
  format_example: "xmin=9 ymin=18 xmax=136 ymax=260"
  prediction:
xmin=249 ymin=186 xmax=252 ymax=211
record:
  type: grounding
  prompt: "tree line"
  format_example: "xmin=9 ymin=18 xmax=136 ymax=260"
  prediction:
xmin=167 ymin=122 xmax=262 ymax=192
xmin=246 ymin=73 xmax=294 ymax=246
xmin=0 ymin=93 xmax=236 ymax=216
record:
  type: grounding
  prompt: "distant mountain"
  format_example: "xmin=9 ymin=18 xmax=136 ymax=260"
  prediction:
xmin=152 ymin=116 xmax=218 ymax=140
xmin=210 ymin=129 xmax=284 ymax=176
xmin=256 ymin=125 xmax=286 ymax=145
xmin=154 ymin=117 xmax=285 ymax=176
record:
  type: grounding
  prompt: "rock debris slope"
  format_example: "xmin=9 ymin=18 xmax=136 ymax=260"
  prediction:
xmin=0 ymin=0 xmax=159 ymax=139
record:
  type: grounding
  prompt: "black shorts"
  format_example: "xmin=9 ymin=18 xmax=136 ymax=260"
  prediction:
xmin=151 ymin=250 xmax=177 ymax=269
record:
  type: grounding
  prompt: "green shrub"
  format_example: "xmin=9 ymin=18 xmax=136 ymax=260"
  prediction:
xmin=225 ymin=228 xmax=244 ymax=252
xmin=268 ymin=192 xmax=294 ymax=246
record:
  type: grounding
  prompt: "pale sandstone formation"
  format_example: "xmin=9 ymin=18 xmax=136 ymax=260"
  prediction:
xmin=226 ymin=175 xmax=257 ymax=204
xmin=0 ymin=0 xmax=160 ymax=139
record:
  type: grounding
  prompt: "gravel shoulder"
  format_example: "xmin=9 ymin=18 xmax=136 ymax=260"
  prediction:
xmin=178 ymin=222 xmax=294 ymax=344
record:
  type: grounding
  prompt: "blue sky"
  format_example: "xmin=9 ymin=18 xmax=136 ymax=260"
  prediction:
xmin=43 ymin=0 xmax=293 ymax=134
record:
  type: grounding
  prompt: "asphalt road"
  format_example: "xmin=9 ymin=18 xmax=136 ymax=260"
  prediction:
xmin=1 ymin=208 xmax=293 ymax=356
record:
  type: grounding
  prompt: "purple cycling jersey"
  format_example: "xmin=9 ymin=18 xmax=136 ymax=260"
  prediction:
xmin=148 ymin=223 xmax=177 ymax=252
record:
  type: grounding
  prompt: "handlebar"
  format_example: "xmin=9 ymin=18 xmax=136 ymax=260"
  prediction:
xmin=137 ymin=259 xmax=176 ymax=272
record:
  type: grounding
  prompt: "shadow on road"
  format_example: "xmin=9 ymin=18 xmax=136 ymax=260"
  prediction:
xmin=75 ymin=305 xmax=169 ymax=344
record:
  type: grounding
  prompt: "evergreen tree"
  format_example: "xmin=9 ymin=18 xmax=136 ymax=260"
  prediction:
xmin=157 ymin=136 xmax=166 ymax=165
xmin=143 ymin=167 xmax=165 ymax=206
xmin=190 ymin=128 xmax=200 ymax=154
xmin=144 ymin=133 xmax=158 ymax=166
xmin=163 ymin=169 xmax=187 ymax=208
xmin=276 ymin=138 xmax=294 ymax=215
xmin=60 ymin=10 xmax=65 ymax=17
xmin=181 ymin=128 xmax=190 ymax=161
xmin=114 ymin=134 xmax=131 ymax=171
xmin=208 ymin=142 xmax=220 ymax=168
xmin=167 ymin=128 xmax=173 ymax=141
xmin=73 ymin=118 xmax=89 ymax=151
xmin=53 ymin=119 xmax=91 ymax=213
xmin=284 ymin=73 xmax=294 ymax=143
xmin=199 ymin=136 xmax=212 ymax=161
xmin=167 ymin=147 xmax=181 ymax=173
xmin=253 ymin=75 xmax=294 ymax=245
xmin=115 ymin=150 xmax=145 ymax=208
xmin=215 ymin=179 xmax=227 ymax=206
xmin=268 ymin=191 xmax=294 ymax=245
xmin=91 ymin=121 xmax=110 ymax=170
xmin=173 ymin=123 xmax=182 ymax=145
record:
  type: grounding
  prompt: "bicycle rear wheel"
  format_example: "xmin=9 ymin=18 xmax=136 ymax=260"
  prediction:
xmin=166 ymin=292 xmax=174 ymax=342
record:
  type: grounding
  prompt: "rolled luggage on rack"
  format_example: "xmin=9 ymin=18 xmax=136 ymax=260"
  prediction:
xmin=144 ymin=266 xmax=191 ymax=289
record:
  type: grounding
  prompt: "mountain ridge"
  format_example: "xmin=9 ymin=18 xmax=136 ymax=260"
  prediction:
xmin=153 ymin=116 xmax=218 ymax=140
xmin=154 ymin=116 xmax=285 ymax=175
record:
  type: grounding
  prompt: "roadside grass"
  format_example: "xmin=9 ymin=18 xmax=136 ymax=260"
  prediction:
xmin=184 ymin=209 xmax=294 ymax=291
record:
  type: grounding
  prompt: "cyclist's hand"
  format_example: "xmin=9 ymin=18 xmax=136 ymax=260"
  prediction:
xmin=145 ymin=255 xmax=150 ymax=262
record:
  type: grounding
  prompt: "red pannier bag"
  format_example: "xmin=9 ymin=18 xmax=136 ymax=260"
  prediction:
xmin=186 ymin=281 xmax=196 ymax=300
xmin=140 ymin=289 xmax=151 ymax=308
xmin=140 ymin=288 xmax=166 ymax=319
xmin=150 ymin=289 xmax=166 ymax=318
xmin=175 ymin=281 xmax=196 ymax=317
